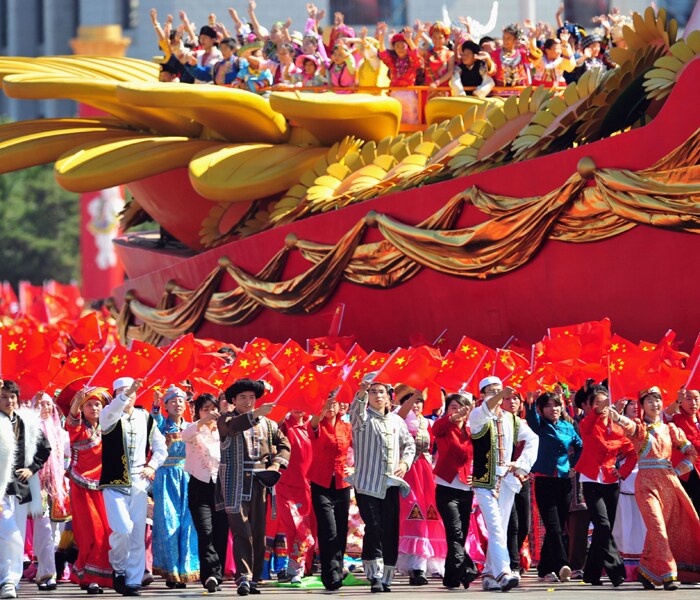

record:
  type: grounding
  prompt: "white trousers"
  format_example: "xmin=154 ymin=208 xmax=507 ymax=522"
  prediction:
xmin=0 ymin=496 xmax=28 ymax=586
xmin=474 ymin=484 xmax=516 ymax=581
xmin=103 ymin=483 xmax=148 ymax=587
xmin=33 ymin=514 xmax=62 ymax=582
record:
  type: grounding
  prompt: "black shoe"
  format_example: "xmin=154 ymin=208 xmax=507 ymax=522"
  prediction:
xmin=86 ymin=583 xmax=103 ymax=595
xmin=175 ymin=583 xmax=186 ymax=589
xmin=612 ymin=576 xmax=626 ymax=588
xmin=638 ymin=574 xmax=656 ymax=590
xmin=409 ymin=570 xmax=428 ymax=586
xmin=585 ymin=580 xmax=603 ymax=586
xmin=205 ymin=577 xmax=218 ymax=593
xmin=664 ymin=580 xmax=680 ymax=591
xmin=113 ymin=572 xmax=126 ymax=595
xmin=382 ymin=584 xmax=392 ymax=592
xmin=370 ymin=578 xmax=383 ymax=593
xmin=166 ymin=581 xmax=177 ymax=589
xmin=249 ymin=587 xmax=261 ymax=595
xmin=326 ymin=579 xmax=343 ymax=591
xmin=237 ymin=582 xmax=250 ymax=596
xmin=123 ymin=587 xmax=141 ymax=597
xmin=141 ymin=572 xmax=154 ymax=587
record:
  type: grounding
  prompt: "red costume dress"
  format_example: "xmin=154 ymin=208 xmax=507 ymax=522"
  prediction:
xmin=66 ymin=414 xmax=113 ymax=588
xmin=668 ymin=409 xmax=700 ymax=517
xmin=619 ymin=418 xmax=700 ymax=586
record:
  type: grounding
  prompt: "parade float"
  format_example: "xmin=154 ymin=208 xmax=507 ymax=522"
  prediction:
xmin=1 ymin=7 xmax=699 ymax=350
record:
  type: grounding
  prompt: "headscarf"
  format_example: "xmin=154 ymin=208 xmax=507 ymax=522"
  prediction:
xmin=34 ymin=393 xmax=69 ymax=515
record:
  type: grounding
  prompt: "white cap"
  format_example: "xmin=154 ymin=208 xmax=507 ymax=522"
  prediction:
xmin=478 ymin=376 xmax=502 ymax=391
xmin=362 ymin=371 xmax=378 ymax=384
xmin=112 ymin=377 xmax=135 ymax=391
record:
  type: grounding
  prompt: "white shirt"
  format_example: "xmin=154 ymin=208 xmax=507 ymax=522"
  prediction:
xmin=182 ymin=421 xmax=220 ymax=484
xmin=99 ymin=393 xmax=167 ymax=477
xmin=468 ymin=400 xmax=539 ymax=492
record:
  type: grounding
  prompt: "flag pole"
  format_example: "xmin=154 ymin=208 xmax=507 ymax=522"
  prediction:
xmin=86 ymin=346 xmax=116 ymax=387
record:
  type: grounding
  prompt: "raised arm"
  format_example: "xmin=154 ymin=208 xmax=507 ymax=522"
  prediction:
xmin=247 ymin=1 xmax=265 ymax=41
xmin=179 ymin=10 xmax=197 ymax=44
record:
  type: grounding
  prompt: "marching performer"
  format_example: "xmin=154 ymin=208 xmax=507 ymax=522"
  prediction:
xmin=99 ymin=378 xmax=167 ymax=597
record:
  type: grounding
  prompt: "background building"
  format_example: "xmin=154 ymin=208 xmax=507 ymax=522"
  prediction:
xmin=0 ymin=0 xmax=686 ymax=120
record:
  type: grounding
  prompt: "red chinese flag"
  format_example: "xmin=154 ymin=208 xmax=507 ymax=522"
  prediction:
xmin=653 ymin=330 xmax=688 ymax=369
xmin=373 ymin=348 xmax=414 ymax=385
xmin=18 ymin=281 xmax=49 ymax=322
xmin=345 ymin=343 xmax=369 ymax=365
xmin=0 ymin=328 xmax=52 ymax=379
xmin=548 ymin=318 xmax=611 ymax=363
xmin=51 ymin=348 xmax=106 ymax=390
xmin=434 ymin=351 xmax=471 ymax=392
xmin=271 ymin=339 xmax=314 ymax=379
xmin=307 ymin=334 xmax=356 ymax=354
xmin=146 ymin=334 xmax=198 ymax=385
xmin=607 ymin=351 xmax=654 ymax=401
xmin=655 ymin=363 xmax=691 ymax=401
xmin=275 ymin=365 xmax=341 ymax=415
xmin=246 ymin=337 xmax=282 ymax=357
xmin=45 ymin=281 xmax=83 ymax=320
xmin=493 ymin=348 xmax=531 ymax=380
xmin=221 ymin=350 xmax=269 ymax=387
xmin=0 ymin=282 xmax=19 ymax=317
xmin=537 ymin=334 xmax=582 ymax=364
xmin=89 ymin=344 xmax=161 ymax=389
xmin=68 ymin=311 xmax=106 ymax=350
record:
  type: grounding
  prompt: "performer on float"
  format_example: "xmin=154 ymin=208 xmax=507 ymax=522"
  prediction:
xmin=575 ymin=386 xmax=635 ymax=587
xmin=610 ymin=387 xmax=700 ymax=590
xmin=0 ymin=380 xmax=51 ymax=600
xmin=216 ymin=379 xmax=291 ymax=597
xmin=432 ymin=392 xmax=478 ymax=589
xmin=663 ymin=387 xmax=700 ymax=517
xmin=308 ymin=392 xmax=353 ymax=591
xmin=612 ymin=399 xmax=647 ymax=581
xmin=33 ymin=392 xmax=71 ymax=592
xmin=525 ymin=390 xmax=582 ymax=584
xmin=490 ymin=24 xmax=539 ymax=87
xmin=99 ymin=378 xmax=167 ymax=597
xmin=272 ymin=409 xmax=314 ymax=584
xmin=66 ymin=386 xmax=114 ymax=594
xmin=393 ymin=385 xmax=445 ymax=585
xmin=348 ymin=373 xmax=416 ymax=593
xmin=151 ymin=386 xmax=199 ymax=588
xmin=468 ymin=377 xmax=538 ymax=591
xmin=182 ymin=393 xmax=228 ymax=594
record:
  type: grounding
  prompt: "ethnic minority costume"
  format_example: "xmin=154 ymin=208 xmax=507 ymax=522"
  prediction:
xmin=468 ymin=402 xmax=538 ymax=590
xmin=617 ymin=416 xmax=700 ymax=586
xmin=99 ymin=393 xmax=167 ymax=591
xmin=33 ymin=398 xmax=70 ymax=588
xmin=612 ymin=464 xmax=646 ymax=580
xmin=151 ymin=412 xmax=199 ymax=584
xmin=216 ymin=410 xmax=291 ymax=590
xmin=396 ymin=411 xmax=446 ymax=578
xmin=490 ymin=46 xmax=536 ymax=88
xmin=66 ymin=410 xmax=113 ymax=588
xmin=667 ymin=408 xmax=700 ymax=517
xmin=347 ymin=390 xmax=416 ymax=588
xmin=0 ymin=408 xmax=50 ymax=593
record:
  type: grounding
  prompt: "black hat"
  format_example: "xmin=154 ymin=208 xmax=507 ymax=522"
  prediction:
xmin=199 ymin=25 xmax=218 ymax=40
xmin=254 ymin=470 xmax=282 ymax=488
xmin=225 ymin=378 xmax=265 ymax=402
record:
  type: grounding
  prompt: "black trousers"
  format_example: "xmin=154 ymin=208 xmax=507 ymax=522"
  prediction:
xmin=356 ymin=487 xmax=400 ymax=567
xmin=311 ymin=481 xmax=351 ymax=589
xmin=581 ymin=482 xmax=625 ymax=584
xmin=507 ymin=478 xmax=531 ymax=571
xmin=681 ymin=468 xmax=700 ymax=519
xmin=187 ymin=476 xmax=229 ymax=584
xmin=534 ymin=476 xmax=572 ymax=577
xmin=435 ymin=485 xmax=478 ymax=588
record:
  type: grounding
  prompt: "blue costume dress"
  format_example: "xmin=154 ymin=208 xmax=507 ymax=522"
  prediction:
xmin=152 ymin=415 xmax=200 ymax=583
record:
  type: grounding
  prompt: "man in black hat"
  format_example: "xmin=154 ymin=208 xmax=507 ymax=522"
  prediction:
xmin=217 ymin=379 xmax=291 ymax=596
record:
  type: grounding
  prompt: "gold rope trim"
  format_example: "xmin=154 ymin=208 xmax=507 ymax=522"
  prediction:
xmin=115 ymin=128 xmax=700 ymax=343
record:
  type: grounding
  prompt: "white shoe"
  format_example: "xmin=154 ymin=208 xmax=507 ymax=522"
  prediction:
xmin=0 ymin=584 xmax=17 ymax=600
xmin=559 ymin=565 xmax=572 ymax=582
xmin=290 ymin=574 xmax=302 ymax=585
xmin=482 ymin=576 xmax=501 ymax=591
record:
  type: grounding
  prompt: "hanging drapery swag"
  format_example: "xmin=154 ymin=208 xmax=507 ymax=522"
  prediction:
xmin=116 ymin=128 xmax=700 ymax=343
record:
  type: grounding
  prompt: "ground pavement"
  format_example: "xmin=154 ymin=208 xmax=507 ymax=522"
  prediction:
xmin=14 ymin=574 xmax=700 ymax=599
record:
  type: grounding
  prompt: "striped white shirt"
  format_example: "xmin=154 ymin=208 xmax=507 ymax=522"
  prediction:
xmin=347 ymin=392 xmax=416 ymax=499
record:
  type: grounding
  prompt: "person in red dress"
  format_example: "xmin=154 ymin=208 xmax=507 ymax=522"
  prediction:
xmin=66 ymin=387 xmax=114 ymax=595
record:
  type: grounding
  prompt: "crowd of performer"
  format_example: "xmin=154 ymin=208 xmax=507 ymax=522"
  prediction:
xmin=1 ymin=366 xmax=699 ymax=598
xmin=149 ymin=3 xmax=627 ymax=122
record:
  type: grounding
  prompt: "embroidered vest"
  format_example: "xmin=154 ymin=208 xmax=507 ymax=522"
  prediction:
xmin=471 ymin=412 xmax=520 ymax=490
xmin=99 ymin=409 xmax=155 ymax=489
